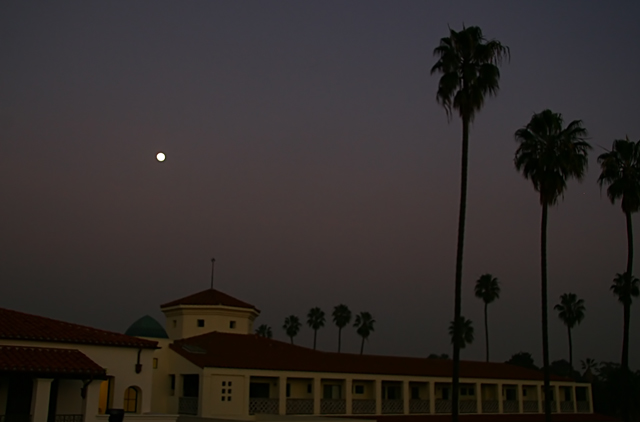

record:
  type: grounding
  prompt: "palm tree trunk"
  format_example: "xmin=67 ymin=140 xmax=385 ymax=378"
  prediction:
xmin=541 ymin=202 xmax=551 ymax=422
xmin=313 ymin=330 xmax=317 ymax=350
xmin=452 ymin=115 xmax=470 ymax=422
xmin=484 ymin=302 xmax=489 ymax=362
xmin=567 ymin=326 xmax=573 ymax=369
xmin=338 ymin=327 xmax=342 ymax=353
xmin=360 ymin=336 xmax=365 ymax=355
xmin=622 ymin=210 xmax=633 ymax=422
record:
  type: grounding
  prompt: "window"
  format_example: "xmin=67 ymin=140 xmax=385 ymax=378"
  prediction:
xmin=197 ymin=319 xmax=205 ymax=327
xmin=523 ymin=389 xmax=527 ymax=397
xmin=461 ymin=387 xmax=467 ymax=396
xmin=221 ymin=380 xmax=233 ymax=402
xmin=411 ymin=387 xmax=420 ymax=400
xmin=307 ymin=384 xmax=312 ymax=394
xmin=153 ymin=358 xmax=158 ymax=369
xmin=468 ymin=387 xmax=474 ymax=396
xmin=354 ymin=385 xmax=364 ymax=395
xmin=172 ymin=320 xmax=177 ymax=328
xmin=229 ymin=321 xmax=236 ymax=329
xmin=286 ymin=383 xmax=291 ymax=398
xmin=169 ymin=375 xmax=175 ymax=396
xmin=124 ymin=386 xmax=140 ymax=413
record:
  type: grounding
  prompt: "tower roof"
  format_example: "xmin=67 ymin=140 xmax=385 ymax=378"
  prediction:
xmin=125 ymin=315 xmax=169 ymax=339
xmin=160 ymin=288 xmax=259 ymax=311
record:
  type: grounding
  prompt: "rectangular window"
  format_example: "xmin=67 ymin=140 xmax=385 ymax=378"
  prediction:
xmin=222 ymin=381 xmax=226 ymax=386
xmin=461 ymin=387 xmax=467 ymax=396
xmin=197 ymin=319 xmax=205 ymax=327
xmin=229 ymin=381 xmax=232 ymax=387
xmin=355 ymin=385 xmax=364 ymax=395
xmin=523 ymin=389 xmax=527 ymax=397
xmin=152 ymin=358 xmax=158 ymax=369
xmin=307 ymin=384 xmax=312 ymax=394
xmin=468 ymin=387 xmax=474 ymax=396
xmin=286 ymin=383 xmax=291 ymax=398
xmin=222 ymin=396 xmax=225 ymax=401
xmin=229 ymin=321 xmax=236 ymax=329
xmin=169 ymin=375 xmax=175 ymax=395
xmin=411 ymin=387 xmax=420 ymax=400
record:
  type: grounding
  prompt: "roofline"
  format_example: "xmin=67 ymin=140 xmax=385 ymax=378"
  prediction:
xmin=160 ymin=304 xmax=261 ymax=315
xmin=0 ymin=335 xmax=159 ymax=350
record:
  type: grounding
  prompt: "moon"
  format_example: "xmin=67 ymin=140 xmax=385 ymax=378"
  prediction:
xmin=156 ymin=152 xmax=166 ymax=162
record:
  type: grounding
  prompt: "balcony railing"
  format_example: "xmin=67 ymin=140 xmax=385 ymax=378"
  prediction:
xmin=560 ymin=401 xmax=575 ymax=413
xmin=382 ymin=399 xmax=403 ymax=414
xmin=320 ymin=399 xmax=345 ymax=414
xmin=0 ymin=416 xmax=32 ymax=422
xmin=459 ymin=400 xmax=477 ymax=413
xmin=249 ymin=398 xmax=278 ymax=415
xmin=178 ymin=397 xmax=198 ymax=415
xmin=352 ymin=399 xmax=375 ymax=414
xmin=482 ymin=400 xmax=499 ymax=413
xmin=409 ymin=399 xmax=430 ymax=414
xmin=577 ymin=401 xmax=590 ymax=413
xmin=55 ymin=416 xmax=82 ymax=422
xmin=286 ymin=399 xmax=313 ymax=415
xmin=435 ymin=400 xmax=451 ymax=413
xmin=523 ymin=400 xmax=539 ymax=412
xmin=503 ymin=400 xmax=519 ymax=413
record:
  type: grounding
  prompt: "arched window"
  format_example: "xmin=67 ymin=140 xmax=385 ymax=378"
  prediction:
xmin=124 ymin=386 xmax=141 ymax=413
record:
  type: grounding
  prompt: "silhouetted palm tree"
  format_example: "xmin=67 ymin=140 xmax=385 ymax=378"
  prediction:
xmin=255 ymin=324 xmax=273 ymax=339
xmin=332 ymin=304 xmax=352 ymax=353
xmin=514 ymin=109 xmax=590 ymax=421
xmin=554 ymin=293 xmax=586 ymax=369
xmin=354 ymin=312 xmax=375 ymax=355
xmin=581 ymin=358 xmax=597 ymax=383
xmin=448 ymin=316 xmax=474 ymax=348
xmin=307 ymin=307 xmax=325 ymax=350
xmin=611 ymin=272 xmax=640 ymax=310
xmin=474 ymin=273 xmax=500 ymax=362
xmin=598 ymin=137 xmax=640 ymax=372
xmin=283 ymin=315 xmax=301 ymax=345
xmin=431 ymin=25 xmax=509 ymax=422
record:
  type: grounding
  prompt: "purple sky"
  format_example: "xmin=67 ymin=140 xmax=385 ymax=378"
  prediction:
xmin=1 ymin=1 xmax=639 ymax=369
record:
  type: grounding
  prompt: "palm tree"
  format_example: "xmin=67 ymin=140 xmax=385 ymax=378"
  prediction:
xmin=353 ymin=312 xmax=376 ymax=355
xmin=307 ymin=307 xmax=325 ymax=350
xmin=448 ymin=316 xmax=474 ymax=348
xmin=431 ymin=25 xmax=509 ymax=422
xmin=514 ymin=109 xmax=590 ymax=421
xmin=255 ymin=324 xmax=273 ymax=339
xmin=332 ymin=304 xmax=352 ymax=353
xmin=597 ymin=137 xmax=640 ymax=372
xmin=474 ymin=274 xmax=500 ymax=362
xmin=553 ymin=293 xmax=586 ymax=369
xmin=581 ymin=358 xmax=597 ymax=383
xmin=283 ymin=315 xmax=301 ymax=345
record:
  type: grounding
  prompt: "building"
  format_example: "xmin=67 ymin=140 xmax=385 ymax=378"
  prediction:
xmin=0 ymin=288 xmax=606 ymax=422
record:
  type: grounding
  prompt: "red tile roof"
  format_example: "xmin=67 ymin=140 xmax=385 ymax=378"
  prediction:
xmin=0 ymin=308 xmax=157 ymax=349
xmin=161 ymin=288 xmax=259 ymax=311
xmin=170 ymin=332 xmax=573 ymax=382
xmin=0 ymin=346 xmax=106 ymax=377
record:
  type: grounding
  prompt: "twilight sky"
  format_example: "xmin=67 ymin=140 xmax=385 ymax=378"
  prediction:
xmin=1 ymin=1 xmax=639 ymax=369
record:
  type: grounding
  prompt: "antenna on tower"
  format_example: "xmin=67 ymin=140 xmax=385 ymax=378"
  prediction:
xmin=210 ymin=257 xmax=215 ymax=290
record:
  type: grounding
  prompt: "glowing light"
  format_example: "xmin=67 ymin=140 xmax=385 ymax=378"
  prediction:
xmin=156 ymin=152 xmax=166 ymax=162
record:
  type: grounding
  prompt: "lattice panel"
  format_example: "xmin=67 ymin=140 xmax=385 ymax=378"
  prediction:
xmin=503 ymin=400 xmax=519 ymax=413
xmin=577 ymin=401 xmax=590 ymax=413
xmin=352 ymin=399 xmax=375 ymax=414
xmin=523 ymin=400 xmax=539 ymax=412
xmin=409 ymin=399 xmax=430 ymax=414
xmin=459 ymin=400 xmax=476 ymax=413
xmin=482 ymin=400 xmax=499 ymax=413
xmin=560 ymin=401 xmax=574 ymax=413
xmin=55 ymin=415 xmax=83 ymax=422
xmin=249 ymin=398 xmax=278 ymax=415
xmin=320 ymin=399 xmax=345 ymax=414
xmin=286 ymin=399 xmax=313 ymax=414
xmin=382 ymin=399 xmax=403 ymax=414
xmin=179 ymin=397 xmax=199 ymax=415
xmin=551 ymin=401 xmax=558 ymax=413
xmin=435 ymin=400 xmax=451 ymax=413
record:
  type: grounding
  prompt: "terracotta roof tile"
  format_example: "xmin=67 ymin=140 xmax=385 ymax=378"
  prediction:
xmin=171 ymin=332 xmax=573 ymax=382
xmin=0 ymin=346 xmax=106 ymax=377
xmin=161 ymin=288 xmax=259 ymax=311
xmin=0 ymin=308 xmax=157 ymax=349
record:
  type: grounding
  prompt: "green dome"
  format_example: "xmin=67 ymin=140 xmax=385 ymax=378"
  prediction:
xmin=125 ymin=315 xmax=169 ymax=339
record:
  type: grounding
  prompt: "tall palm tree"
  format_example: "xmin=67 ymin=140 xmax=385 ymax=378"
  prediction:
xmin=597 ymin=137 xmax=640 ymax=371
xmin=255 ymin=324 xmax=273 ymax=339
xmin=307 ymin=307 xmax=325 ymax=350
xmin=448 ymin=316 xmax=474 ymax=348
xmin=474 ymin=274 xmax=500 ymax=362
xmin=332 ymin=304 xmax=352 ymax=353
xmin=283 ymin=315 xmax=301 ymax=345
xmin=514 ymin=109 xmax=590 ymax=421
xmin=431 ymin=25 xmax=509 ymax=422
xmin=553 ymin=293 xmax=586 ymax=369
xmin=353 ymin=312 xmax=376 ymax=355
